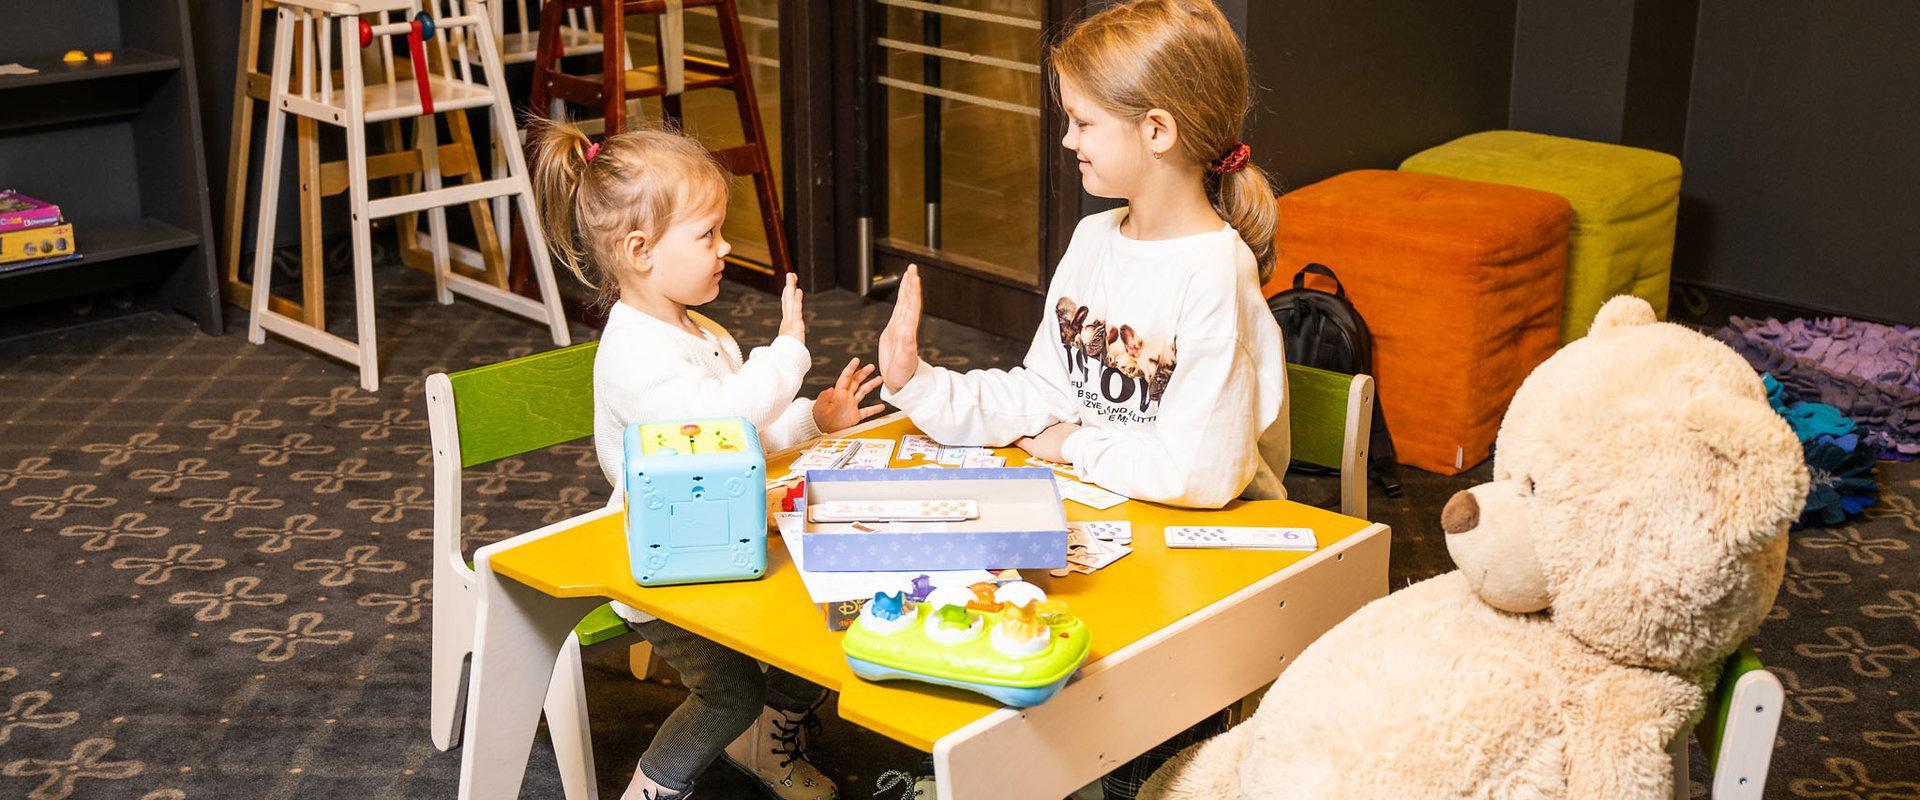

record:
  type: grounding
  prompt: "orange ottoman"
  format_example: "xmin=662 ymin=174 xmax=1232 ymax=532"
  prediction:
xmin=1265 ymin=170 xmax=1570 ymax=474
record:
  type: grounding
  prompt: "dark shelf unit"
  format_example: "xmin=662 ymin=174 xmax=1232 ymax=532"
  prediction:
xmin=0 ymin=0 xmax=221 ymax=334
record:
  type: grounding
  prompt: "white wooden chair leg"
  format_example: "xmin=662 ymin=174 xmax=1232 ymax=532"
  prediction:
xmin=339 ymin=21 xmax=380 ymax=392
xmin=419 ymin=115 xmax=454 ymax=305
xmin=473 ymin=9 xmax=570 ymax=347
xmin=458 ymin=556 xmax=602 ymax=800
xmin=430 ymin=561 xmax=478 ymax=751
xmin=546 ymin=632 xmax=600 ymax=800
xmin=248 ymin=8 xmax=298 ymax=347
xmin=491 ymin=139 xmax=511 ymax=263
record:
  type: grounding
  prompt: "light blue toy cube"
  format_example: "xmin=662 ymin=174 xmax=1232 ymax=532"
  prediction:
xmin=622 ymin=417 xmax=768 ymax=587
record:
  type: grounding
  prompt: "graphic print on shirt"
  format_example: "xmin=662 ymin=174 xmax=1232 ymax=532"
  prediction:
xmin=1055 ymin=296 xmax=1179 ymax=423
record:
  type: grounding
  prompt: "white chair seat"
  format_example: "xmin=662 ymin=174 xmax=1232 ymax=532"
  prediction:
xmin=362 ymin=74 xmax=501 ymax=123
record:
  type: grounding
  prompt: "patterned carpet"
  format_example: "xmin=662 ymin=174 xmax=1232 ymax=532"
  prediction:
xmin=0 ymin=246 xmax=1916 ymax=799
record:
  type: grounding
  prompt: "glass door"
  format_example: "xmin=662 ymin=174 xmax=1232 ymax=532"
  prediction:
xmin=851 ymin=0 xmax=1085 ymax=339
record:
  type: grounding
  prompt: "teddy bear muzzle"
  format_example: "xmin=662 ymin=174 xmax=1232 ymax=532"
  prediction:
xmin=1441 ymin=490 xmax=1479 ymax=535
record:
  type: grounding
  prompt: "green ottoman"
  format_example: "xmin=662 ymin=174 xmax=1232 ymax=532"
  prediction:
xmin=1401 ymin=130 xmax=1681 ymax=341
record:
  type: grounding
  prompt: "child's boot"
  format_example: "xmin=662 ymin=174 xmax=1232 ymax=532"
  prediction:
xmin=722 ymin=703 xmax=838 ymax=799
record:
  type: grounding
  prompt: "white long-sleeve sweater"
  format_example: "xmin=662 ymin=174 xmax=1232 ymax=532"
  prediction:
xmin=592 ymin=301 xmax=821 ymax=503
xmin=882 ymin=208 xmax=1290 ymax=508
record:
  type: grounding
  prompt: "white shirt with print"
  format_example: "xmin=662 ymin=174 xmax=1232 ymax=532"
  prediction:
xmin=883 ymin=207 xmax=1289 ymax=508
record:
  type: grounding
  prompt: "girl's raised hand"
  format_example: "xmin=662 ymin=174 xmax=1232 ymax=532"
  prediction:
xmin=777 ymin=272 xmax=805 ymax=343
xmin=877 ymin=264 xmax=923 ymax=392
xmin=813 ymin=358 xmax=887 ymax=432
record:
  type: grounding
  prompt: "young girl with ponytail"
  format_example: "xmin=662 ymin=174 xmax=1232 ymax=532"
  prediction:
xmin=877 ymin=0 xmax=1289 ymax=511
xmin=529 ymin=118 xmax=874 ymax=800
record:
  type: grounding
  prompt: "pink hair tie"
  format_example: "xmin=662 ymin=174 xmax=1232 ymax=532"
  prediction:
xmin=584 ymin=141 xmax=603 ymax=162
xmin=1209 ymin=141 xmax=1251 ymax=175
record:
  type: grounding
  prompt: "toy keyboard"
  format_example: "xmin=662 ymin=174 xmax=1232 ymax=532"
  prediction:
xmin=841 ymin=579 xmax=1090 ymax=707
xmin=623 ymin=417 xmax=767 ymax=587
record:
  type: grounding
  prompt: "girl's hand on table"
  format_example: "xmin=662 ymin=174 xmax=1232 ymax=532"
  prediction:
xmin=1016 ymin=422 xmax=1081 ymax=463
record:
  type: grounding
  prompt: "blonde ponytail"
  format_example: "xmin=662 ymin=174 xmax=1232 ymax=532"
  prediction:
xmin=1212 ymin=162 xmax=1279 ymax=282
xmin=525 ymin=116 xmax=599 ymax=293
xmin=523 ymin=115 xmax=730 ymax=309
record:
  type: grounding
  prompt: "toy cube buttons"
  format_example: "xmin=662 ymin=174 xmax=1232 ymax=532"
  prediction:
xmin=623 ymin=417 xmax=768 ymax=586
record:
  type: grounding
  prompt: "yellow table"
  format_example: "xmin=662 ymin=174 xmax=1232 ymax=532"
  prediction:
xmin=455 ymin=416 xmax=1390 ymax=799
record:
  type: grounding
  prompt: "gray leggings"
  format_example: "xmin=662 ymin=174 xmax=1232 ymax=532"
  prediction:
xmin=629 ymin=617 xmax=825 ymax=792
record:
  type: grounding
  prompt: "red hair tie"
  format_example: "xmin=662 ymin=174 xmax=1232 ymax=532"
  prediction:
xmin=584 ymin=141 xmax=603 ymax=162
xmin=1209 ymin=141 xmax=1251 ymax=175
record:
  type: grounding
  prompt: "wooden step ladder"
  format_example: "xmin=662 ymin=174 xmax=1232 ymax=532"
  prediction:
xmin=524 ymin=0 xmax=790 ymax=299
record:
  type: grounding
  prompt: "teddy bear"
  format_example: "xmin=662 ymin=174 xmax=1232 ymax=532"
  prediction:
xmin=1139 ymin=296 xmax=1808 ymax=800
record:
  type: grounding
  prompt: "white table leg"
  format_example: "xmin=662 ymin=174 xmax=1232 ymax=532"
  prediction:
xmin=457 ymin=552 xmax=604 ymax=800
xmin=931 ymin=524 xmax=1391 ymax=798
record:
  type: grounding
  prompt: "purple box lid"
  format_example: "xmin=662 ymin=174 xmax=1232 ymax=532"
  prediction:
xmin=0 ymin=190 xmax=61 ymax=233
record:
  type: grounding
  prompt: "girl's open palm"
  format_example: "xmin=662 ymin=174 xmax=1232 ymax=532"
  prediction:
xmin=813 ymin=358 xmax=886 ymax=432
xmin=878 ymin=265 xmax=923 ymax=392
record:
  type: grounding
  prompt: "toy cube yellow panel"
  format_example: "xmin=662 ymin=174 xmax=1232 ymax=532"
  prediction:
xmin=1401 ymin=130 xmax=1681 ymax=342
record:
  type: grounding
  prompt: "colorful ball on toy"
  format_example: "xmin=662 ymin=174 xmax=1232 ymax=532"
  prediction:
xmin=413 ymin=11 xmax=435 ymax=40
xmin=358 ymin=19 xmax=373 ymax=48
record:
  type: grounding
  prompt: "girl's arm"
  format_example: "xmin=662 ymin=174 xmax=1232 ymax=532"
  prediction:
xmin=1060 ymin=333 xmax=1265 ymax=508
xmin=609 ymin=335 xmax=813 ymax=443
xmin=877 ymin=265 xmax=1080 ymax=447
xmin=882 ymin=327 xmax=1082 ymax=447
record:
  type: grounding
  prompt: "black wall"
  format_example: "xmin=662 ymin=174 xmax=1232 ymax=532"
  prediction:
xmin=1675 ymin=1 xmax=1919 ymax=324
xmin=1241 ymin=1 xmax=1517 ymax=191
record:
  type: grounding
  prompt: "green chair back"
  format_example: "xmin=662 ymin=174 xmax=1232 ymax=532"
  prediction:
xmin=446 ymin=341 xmax=599 ymax=467
xmin=439 ymin=341 xmax=625 ymax=644
xmin=1287 ymin=363 xmax=1353 ymax=471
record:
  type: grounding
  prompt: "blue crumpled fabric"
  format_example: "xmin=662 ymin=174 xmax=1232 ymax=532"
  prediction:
xmin=1798 ymin=432 xmax=1879 ymax=529
xmin=1765 ymin=374 xmax=1857 ymax=443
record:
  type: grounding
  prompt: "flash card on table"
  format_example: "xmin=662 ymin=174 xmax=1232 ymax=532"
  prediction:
xmin=1071 ymin=520 xmax=1132 ymax=544
xmin=961 ymin=452 xmax=1006 ymax=468
xmin=842 ymin=439 xmax=896 ymax=469
xmin=1054 ymin=476 xmax=1127 ymax=510
xmin=936 ymin=445 xmax=986 ymax=466
xmin=1165 ymin=526 xmax=1318 ymax=551
xmin=790 ymin=438 xmax=860 ymax=471
xmin=1025 ymin=455 xmax=1073 ymax=474
xmin=899 ymin=435 xmax=941 ymax=461
xmin=1067 ymin=539 xmax=1132 ymax=571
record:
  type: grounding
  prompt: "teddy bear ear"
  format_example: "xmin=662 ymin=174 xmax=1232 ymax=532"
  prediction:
xmin=1590 ymin=296 xmax=1659 ymax=332
xmin=1681 ymin=393 xmax=1810 ymax=543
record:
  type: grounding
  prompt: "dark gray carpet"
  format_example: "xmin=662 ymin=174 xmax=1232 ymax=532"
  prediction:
xmin=0 ymin=248 xmax=1915 ymax=799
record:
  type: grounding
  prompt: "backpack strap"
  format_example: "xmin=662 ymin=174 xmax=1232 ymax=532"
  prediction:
xmin=1293 ymin=263 xmax=1347 ymax=299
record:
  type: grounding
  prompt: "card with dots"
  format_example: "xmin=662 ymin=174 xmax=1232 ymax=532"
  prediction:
xmin=1164 ymin=526 xmax=1317 ymax=551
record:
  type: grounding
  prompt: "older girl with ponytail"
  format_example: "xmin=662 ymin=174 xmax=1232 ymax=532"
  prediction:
xmin=878 ymin=0 xmax=1290 ymax=512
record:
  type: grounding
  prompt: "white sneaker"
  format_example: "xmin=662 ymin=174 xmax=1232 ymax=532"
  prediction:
xmin=722 ymin=704 xmax=839 ymax=800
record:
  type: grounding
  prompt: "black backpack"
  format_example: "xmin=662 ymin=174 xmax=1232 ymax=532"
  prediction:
xmin=1267 ymin=263 xmax=1403 ymax=497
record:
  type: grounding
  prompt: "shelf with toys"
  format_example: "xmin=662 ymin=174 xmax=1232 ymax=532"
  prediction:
xmin=0 ymin=0 xmax=219 ymax=333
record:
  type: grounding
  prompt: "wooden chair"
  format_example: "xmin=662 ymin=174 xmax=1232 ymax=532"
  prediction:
xmin=1670 ymin=643 xmax=1785 ymax=799
xmin=247 ymin=0 xmax=570 ymax=391
xmin=424 ymin=342 xmax=642 ymax=799
xmin=1286 ymin=363 xmax=1375 ymax=519
xmin=525 ymin=0 xmax=790 ymax=293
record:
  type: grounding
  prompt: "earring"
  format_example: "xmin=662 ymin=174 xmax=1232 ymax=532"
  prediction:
xmin=1153 ymin=150 xmax=1163 ymax=160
